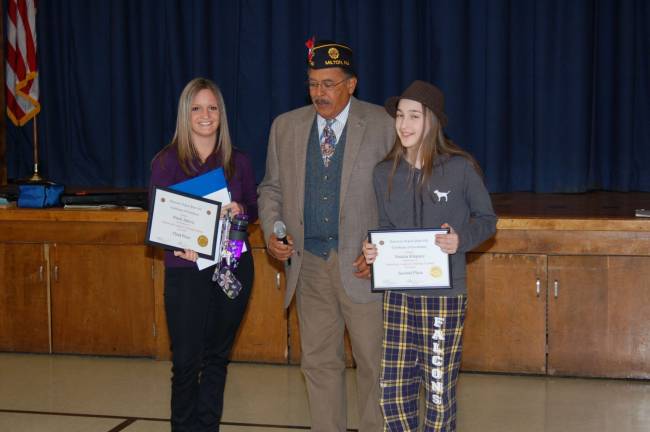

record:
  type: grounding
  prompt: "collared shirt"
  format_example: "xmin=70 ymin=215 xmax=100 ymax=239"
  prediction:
xmin=316 ymin=99 xmax=351 ymax=142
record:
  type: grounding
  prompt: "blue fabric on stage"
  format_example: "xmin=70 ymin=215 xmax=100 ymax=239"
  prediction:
xmin=5 ymin=0 xmax=650 ymax=192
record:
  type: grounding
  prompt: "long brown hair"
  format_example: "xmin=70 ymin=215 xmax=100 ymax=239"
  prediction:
xmin=154 ymin=78 xmax=235 ymax=179
xmin=385 ymin=103 xmax=482 ymax=196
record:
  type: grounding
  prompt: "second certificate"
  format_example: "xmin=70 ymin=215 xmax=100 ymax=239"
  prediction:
xmin=368 ymin=228 xmax=450 ymax=291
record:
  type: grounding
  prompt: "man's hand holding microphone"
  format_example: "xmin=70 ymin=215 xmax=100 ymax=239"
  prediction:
xmin=268 ymin=221 xmax=294 ymax=264
xmin=267 ymin=221 xmax=370 ymax=279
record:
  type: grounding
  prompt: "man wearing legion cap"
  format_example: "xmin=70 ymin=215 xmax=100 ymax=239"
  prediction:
xmin=259 ymin=38 xmax=395 ymax=431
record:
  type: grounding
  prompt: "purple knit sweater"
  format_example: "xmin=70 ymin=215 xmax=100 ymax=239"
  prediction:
xmin=149 ymin=146 xmax=258 ymax=268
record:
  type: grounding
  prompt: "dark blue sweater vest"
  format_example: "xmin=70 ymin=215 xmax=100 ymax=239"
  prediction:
xmin=304 ymin=118 xmax=347 ymax=259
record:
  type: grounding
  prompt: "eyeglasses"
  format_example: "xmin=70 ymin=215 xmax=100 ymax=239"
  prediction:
xmin=307 ymin=78 xmax=349 ymax=91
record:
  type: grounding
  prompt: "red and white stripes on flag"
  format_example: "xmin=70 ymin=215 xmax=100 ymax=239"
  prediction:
xmin=6 ymin=0 xmax=40 ymax=126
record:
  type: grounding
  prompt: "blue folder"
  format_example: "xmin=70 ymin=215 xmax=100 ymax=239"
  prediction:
xmin=168 ymin=168 xmax=230 ymax=270
xmin=169 ymin=168 xmax=228 ymax=197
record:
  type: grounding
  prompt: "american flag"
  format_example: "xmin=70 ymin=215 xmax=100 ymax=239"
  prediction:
xmin=6 ymin=0 xmax=40 ymax=126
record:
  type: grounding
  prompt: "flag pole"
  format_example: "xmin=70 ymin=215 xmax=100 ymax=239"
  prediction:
xmin=27 ymin=114 xmax=45 ymax=182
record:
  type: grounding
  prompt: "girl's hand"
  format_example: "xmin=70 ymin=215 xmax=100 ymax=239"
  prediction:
xmin=221 ymin=201 xmax=244 ymax=218
xmin=362 ymin=239 xmax=378 ymax=264
xmin=174 ymin=249 xmax=199 ymax=262
xmin=435 ymin=223 xmax=459 ymax=254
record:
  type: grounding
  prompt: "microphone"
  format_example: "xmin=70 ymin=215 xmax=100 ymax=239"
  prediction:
xmin=273 ymin=220 xmax=291 ymax=265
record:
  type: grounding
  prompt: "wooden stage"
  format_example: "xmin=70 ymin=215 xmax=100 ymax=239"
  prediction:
xmin=491 ymin=191 xmax=650 ymax=219
xmin=1 ymin=191 xmax=650 ymax=379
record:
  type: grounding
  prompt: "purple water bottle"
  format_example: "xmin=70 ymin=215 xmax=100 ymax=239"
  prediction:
xmin=227 ymin=214 xmax=249 ymax=260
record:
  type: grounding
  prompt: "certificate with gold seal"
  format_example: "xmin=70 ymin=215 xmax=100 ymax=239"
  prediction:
xmin=146 ymin=187 xmax=222 ymax=260
xmin=368 ymin=228 xmax=451 ymax=291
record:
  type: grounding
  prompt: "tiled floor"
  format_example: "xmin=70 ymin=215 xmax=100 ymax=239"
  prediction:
xmin=1 ymin=353 xmax=650 ymax=431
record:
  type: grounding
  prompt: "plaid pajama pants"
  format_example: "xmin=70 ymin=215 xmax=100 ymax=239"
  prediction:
xmin=380 ymin=292 xmax=467 ymax=432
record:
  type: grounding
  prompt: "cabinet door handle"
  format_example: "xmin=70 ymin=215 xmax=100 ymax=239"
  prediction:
xmin=536 ymin=279 xmax=541 ymax=297
xmin=53 ymin=265 xmax=59 ymax=282
xmin=39 ymin=265 xmax=44 ymax=282
xmin=275 ymin=272 xmax=281 ymax=290
xmin=554 ymin=280 xmax=559 ymax=298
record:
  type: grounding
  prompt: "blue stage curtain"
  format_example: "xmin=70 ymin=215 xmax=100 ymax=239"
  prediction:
xmin=5 ymin=0 xmax=649 ymax=192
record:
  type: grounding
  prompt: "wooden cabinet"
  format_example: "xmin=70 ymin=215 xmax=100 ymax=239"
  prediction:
xmin=547 ymin=255 xmax=650 ymax=379
xmin=50 ymin=244 xmax=155 ymax=356
xmin=0 ymin=243 xmax=49 ymax=353
xmin=463 ymin=253 xmax=547 ymax=374
xmin=230 ymin=248 xmax=288 ymax=363
xmin=463 ymin=221 xmax=650 ymax=379
xmin=4 ymin=198 xmax=650 ymax=380
xmin=0 ymin=209 xmax=157 ymax=357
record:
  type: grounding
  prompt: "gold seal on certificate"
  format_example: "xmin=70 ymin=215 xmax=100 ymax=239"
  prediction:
xmin=429 ymin=266 xmax=443 ymax=278
xmin=368 ymin=228 xmax=451 ymax=291
xmin=145 ymin=187 xmax=222 ymax=260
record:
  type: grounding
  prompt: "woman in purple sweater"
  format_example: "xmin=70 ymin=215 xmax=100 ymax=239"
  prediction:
xmin=149 ymin=77 xmax=257 ymax=432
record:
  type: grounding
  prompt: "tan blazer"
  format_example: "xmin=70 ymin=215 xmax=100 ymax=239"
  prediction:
xmin=258 ymin=97 xmax=395 ymax=307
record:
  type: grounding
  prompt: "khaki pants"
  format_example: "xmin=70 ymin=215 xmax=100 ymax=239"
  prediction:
xmin=297 ymin=250 xmax=384 ymax=432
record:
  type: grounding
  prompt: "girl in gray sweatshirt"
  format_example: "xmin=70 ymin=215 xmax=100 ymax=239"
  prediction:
xmin=362 ymin=80 xmax=496 ymax=431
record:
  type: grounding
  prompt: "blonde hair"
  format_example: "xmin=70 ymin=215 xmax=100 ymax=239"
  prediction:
xmin=156 ymin=77 xmax=235 ymax=178
xmin=385 ymin=103 xmax=482 ymax=196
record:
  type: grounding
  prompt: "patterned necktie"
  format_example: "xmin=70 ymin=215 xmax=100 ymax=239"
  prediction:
xmin=320 ymin=119 xmax=337 ymax=167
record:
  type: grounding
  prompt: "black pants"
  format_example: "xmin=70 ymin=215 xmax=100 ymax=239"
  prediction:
xmin=164 ymin=251 xmax=253 ymax=432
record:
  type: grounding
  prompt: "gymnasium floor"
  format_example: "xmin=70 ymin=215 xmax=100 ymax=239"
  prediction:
xmin=1 ymin=353 xmax=650 ymax=431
